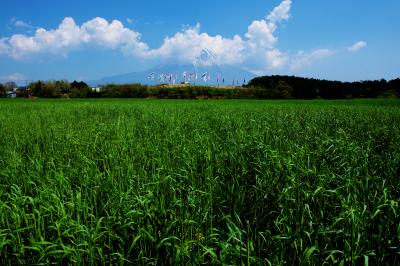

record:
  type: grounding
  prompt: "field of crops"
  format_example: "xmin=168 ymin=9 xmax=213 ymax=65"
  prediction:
xmin=0 ymin=99 xmax=399 ymax=265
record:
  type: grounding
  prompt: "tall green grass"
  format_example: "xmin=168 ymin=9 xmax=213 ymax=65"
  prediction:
xmin=0 ymin=99 xmax=399 ymax=265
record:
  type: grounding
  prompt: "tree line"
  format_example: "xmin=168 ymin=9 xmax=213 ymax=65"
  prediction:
xmin=1 ymin=76 xmax=399 ymax=99
xmin=246 ymin=76 xmax=400 ymax=99
xmin=0 ymin=82 xmax=18 ymax=97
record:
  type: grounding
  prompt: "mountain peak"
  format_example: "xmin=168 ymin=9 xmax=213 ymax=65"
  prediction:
xmin=89 ymin=59 xmax=256 ymax=86
xmin=194 ymin=48 xmax=217 ymax=66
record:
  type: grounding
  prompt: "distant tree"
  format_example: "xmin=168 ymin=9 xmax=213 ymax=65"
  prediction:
xmin=29 ymin=81 xmax=46 ymax=97
xmin=22 ymin=76 xmax=400 ymax=99
xmin=54 ymin=80 xmax=71 ymax=95
xmin=28 ymin=80 xmax=68 ymax=98
xmin=101 ymin=84 xmax=149 ymax=98
xmin=276 ymin=80 xmax=293 ymax=99
xmin=70 ymin=80 xmax=90 ymax=98
xmin=41 ymin=81 xmax=58 ymax=98
xmin=70 ymin=80 xmax=89 ymax=90
xmin=388 ymin=78 xmax=400 ymax=97
xmin=0 ymin=83 xmax=6 ymax=97
xmin=247 ymin=75 xmax=400 ymax=99
xmin=4 ymin=81 xmax=17 ymax=91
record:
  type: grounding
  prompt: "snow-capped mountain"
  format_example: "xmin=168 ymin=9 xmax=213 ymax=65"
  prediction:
xmin=194 ymin=48 xmax=217 ymax=66
xmin=89 ymin=49 xmax=256 ymax=86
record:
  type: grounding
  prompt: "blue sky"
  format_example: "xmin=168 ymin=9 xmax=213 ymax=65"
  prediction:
xmin=0 ymin=0 xmax=399 ymax=83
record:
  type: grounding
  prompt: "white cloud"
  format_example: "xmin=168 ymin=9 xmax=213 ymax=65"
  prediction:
xmin=9 ymin=17 xmax=35 ymax=30
xmin=245 ymin=20 xmax=278 ymax=49
xmin=80 ymin=17 xmax=149 ymax=57
xmin=1 ymin=17 xmax=149 ymax=60
xmin=348 ymin=41 xmax=367 ymax=52
xmin=7 ymin=18 xmax=81 ymax=59
xmin=0 ymin=1 xmax=294 ymax=67
xmin=267 ymin=0 xmax=292 ymax=23
xmin=147 ymin=0 xmax=292 ymax=69
xmin=266 ymin=48 xmax=287 ymax=69
xmin=14 ymin=20 xmax=34 ymax=29
xmin=0 ymin=1 xmax=337 ymax=73
xmin=0 ymin=73 xmax=26 ymax=82
xmin=126 ymin=18 xmax=134 ymax=24
xmin=148 ymin=23 xmax=246 ymax=65
xmin=241 ymin=0 xmax=292 ymax=73
xmin=290 ymin=49 xmax=334 ymax=70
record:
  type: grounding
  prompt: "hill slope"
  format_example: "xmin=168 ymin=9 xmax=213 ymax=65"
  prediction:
xmin=89 ymin=63 xmax=256 ymax=86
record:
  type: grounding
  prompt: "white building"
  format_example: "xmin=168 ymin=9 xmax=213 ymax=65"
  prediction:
xmin=6 ymin=88 xmax=17 ymax=98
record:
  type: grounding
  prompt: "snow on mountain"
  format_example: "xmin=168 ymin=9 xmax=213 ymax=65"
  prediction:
xmin=89 ymin=49 xmax=256 ymax=86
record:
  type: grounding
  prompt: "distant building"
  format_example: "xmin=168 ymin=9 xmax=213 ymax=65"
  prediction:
xmin=6 ymin=88 xmax=17 ymax=98
xmin=16 ymin=86 xmax=31 ymax=97
xmin=92 ymin=87 xmax=102 ymax=93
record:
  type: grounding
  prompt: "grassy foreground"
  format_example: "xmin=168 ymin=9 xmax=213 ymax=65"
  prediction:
xmin=0 ymin=99 xmax=399 ymax=265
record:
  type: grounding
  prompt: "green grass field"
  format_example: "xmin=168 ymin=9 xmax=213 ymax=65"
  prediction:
xmin=0 ymin=99 xmax=399 ymax=265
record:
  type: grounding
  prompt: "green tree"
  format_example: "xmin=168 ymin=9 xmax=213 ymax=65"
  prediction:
xmin=70 ymin=80 xmax=90 ymax=98
xmin=0 ymin=83 xmax=6 ymax=97
xmin=28 ymin=81 xmax=45 ymax=97
xmin=276 ymin=80 xmax=294 ymax=99
xmin=55 ymin=80 xmax=71 ymax=95
xmin=28 ymin=80 xmax=67 ymax=98
xmin=4 ymin=81 xmax=17 ymax=92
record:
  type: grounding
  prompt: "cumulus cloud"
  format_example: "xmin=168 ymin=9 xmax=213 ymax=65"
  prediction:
xmin=245 ymin=20 xmax=278 ymax=49
xmin=266 ymin=49 xmax=287 ymax=69
xmin=267 ymin=0 xmax=292 ymax=23
xmin=241 ymin=0 xmax=291 ymax=72
xmin=148 ymin=23 xmax=246 ymax=65
xmin=80 ymin=17 xmax=149 ymax=57
xmin=290 ymin=49 xmax=334 ymax=70
xmin=348 ymin=41 xmax=367 ymax=52
xmin=0 ymin=17 xmax=149 ymax=60
xmin=149 ymin=0 xmax=291 ymax=69
xmin=6 ymin=18 xmax=81 ymax=59
xmin=0 ymin=0 xmax=336 ymax=73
